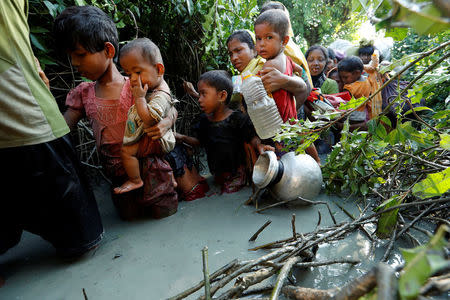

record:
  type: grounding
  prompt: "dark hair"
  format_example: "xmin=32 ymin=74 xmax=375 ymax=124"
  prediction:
xmin=260 ymin=1 xmax=286 ymax=14
xmin=337 ymin=56 xmax=364 ymax=73
xmin=120 ymin=38 xmax=163 ymax=65
xmin=358 ymin=45 xmax=375 ymax=57
xmin=305 ymin=45 xmax=329 ymax=61
xmin=255 ymin=9 xmax=289 ymax=38
xmin=226 ymin=30 xmax=255 ymax=50
xmin=53 ymin=6 xmax=118 ymax=59
xmin=198 ymin=70 xmax=233 ymax=105
xmin=327 ymin=48 xmax=336 ymax=61
xmin=358 ymin=45 xmax=384 ymax=62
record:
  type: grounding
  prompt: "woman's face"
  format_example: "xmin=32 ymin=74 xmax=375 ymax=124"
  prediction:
xmin=307 ymin=49 xmax=327 ymax=76
xmin=227 ymin=38 xmax=256 ymax=73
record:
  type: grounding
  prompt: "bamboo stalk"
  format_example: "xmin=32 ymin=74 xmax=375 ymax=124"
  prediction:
xmin=202 ymin=247 xmax=211 ymax=300
xmin=270 ymin=256 xmax=301 ymax=300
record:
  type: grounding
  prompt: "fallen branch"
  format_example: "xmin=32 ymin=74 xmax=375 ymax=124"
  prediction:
xmin=249 ymin=220 xmax=272 ymax=242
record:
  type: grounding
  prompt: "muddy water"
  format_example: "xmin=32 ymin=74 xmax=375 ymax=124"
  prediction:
xmin=0 ymin=174 xmax=428 ymax=300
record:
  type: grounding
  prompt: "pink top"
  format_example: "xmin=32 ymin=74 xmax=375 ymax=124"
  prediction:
xmin=66 ymin=79 xmax=133 ymax=174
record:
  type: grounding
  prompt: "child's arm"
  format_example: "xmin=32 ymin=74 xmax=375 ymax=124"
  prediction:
xmin=63 ymin=108 xmax=83 ymax=131
xmin=175 ymin=132 xmax=201 ymax=147
xmin=132 ymin=76 xmax=158 ymax=127
xmin=250 ymin=136 xmax=274 ymax=155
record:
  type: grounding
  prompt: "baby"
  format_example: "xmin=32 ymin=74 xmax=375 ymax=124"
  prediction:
xmin=114 ymin=38 xmax=176 ymax=194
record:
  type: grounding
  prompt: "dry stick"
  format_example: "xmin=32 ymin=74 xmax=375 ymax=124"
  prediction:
xmin=381 ymin=224 xmax=398 ymax=262
xmin=270 ymin=256 xmax=301 ymax=300
xmin=291 ymin=214 xmax=297 ymax=241
xmin=255 ymin=197 xmax=298 ymax=213
xmin=396 ymin=203 xmax=437 ymax=239
xmin=300 ymin=197 xmax=337 ymax=225
xmin=82 ymin=288 xmax=88 ymax=300
xmin=202 ymin=247 xmax=211 ymax=300
xmin=249 ymin=220 xmax=272 ymax=242
xmin=393 ymin=149 xmax=446 ymax=170
xmin=333 ymin=202 xmax=374 ymax=242
xmin=168 ymin=259 xmax=239 ymax=300
xmin=198 ymin=242 xmax=299 ymax=300
xmin=215 ymin=267 xmax=279 ymax=300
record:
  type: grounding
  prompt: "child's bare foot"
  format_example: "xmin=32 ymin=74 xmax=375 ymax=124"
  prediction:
xmin=114 ymin=180 xmax=143 ymax=194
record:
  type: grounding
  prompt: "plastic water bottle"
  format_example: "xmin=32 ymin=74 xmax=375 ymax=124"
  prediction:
xmin=240 ymin=72 xmax=283 ymax=139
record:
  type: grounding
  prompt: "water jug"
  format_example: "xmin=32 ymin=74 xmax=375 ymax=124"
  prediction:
xmin=240 ymin=72 xmax=283 ymax=139
xmin=253 ymin=151 xmax=322 ymax=201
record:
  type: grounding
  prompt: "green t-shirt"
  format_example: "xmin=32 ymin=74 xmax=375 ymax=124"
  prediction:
xmin=0 ymin=0 xmax=69 ymax=148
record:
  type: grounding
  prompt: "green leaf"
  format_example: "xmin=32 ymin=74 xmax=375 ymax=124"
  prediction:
xmin=412 ymin=167 xmax=450 ymax=198
xmin=74 ymin=0 xmax=86 ymax=5
xmin=439 ymin=133 xmax=450 ymax=149
xmin=403 ymin=106 xmax=433 ymax=116
xmin=339 ymin=96 xmax=367 ymax=110
xmin=399 ymin=225 xmax=449 ymax=300
xmin=43 ymin=1 xmax=57 ymax=18
xmin=376 ymin=193 xmax=405 ymax=239
xmin=29 ymin=33 xmax=46 ymax=51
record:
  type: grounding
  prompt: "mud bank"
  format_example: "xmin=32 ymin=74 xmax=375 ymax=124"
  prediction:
xmin=0 ymin=171 xmax=422 ymax=300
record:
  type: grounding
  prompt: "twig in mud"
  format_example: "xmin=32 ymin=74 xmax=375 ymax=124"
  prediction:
xmin=254 ymin=197 xmax=298 ymax=213
xmin=381 ymin=224 xmax=397 ymax=262
xmin=392 ymin=149 xmax=446 ymax=170
xmin=291 ymin=214 xmax=297 ymax=241
xmin=270 ymin=256 xmax=301 ymax=300
xmin=397 ymin=203 xmax=437 ymax=238
xmin=82 ymin=288 xmax=88 ymax=300
xmin=168 ymin=259 xmax=240 ymax=300
xmin=334 ymin=202 xmax=374 ymax=241
xmin=249 ymin=220 xmax=272 ymax=242
xmin=316 ymin=211 xmax=322 ymax=229
xmin=202 ymin=247 xmax=211 ymax=300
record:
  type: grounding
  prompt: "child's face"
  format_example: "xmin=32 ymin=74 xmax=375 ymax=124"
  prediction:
xmin=120 ymin=49 xmax=162 ymax=90
xmin=227 ymin=38 xmax=256 ymax=73
xmin=329 ymin=71 xmax=343 ymax=92
xmin=197 ymin=80 xmax=225 ymax=115
xmin=307 ymin=49 xmax=327 ymax=76
xmin=254 ymin=22 xmax=286 ymax=60
xmin=69 ymin=43 xmax=111 ymax=81
xmin=359 ymin=54 xmax=371 ymax=64
xmin=339 ymin=70 xmax=361 ymax=85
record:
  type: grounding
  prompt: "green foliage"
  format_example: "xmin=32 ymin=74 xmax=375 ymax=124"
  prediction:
xmin=28 ymin=0 xmax=259 ymax=105
xmin=398 ymin=225 xmax=449 ymax=300
xmin=412 ymin=167 xmax=450 ymax=198
xmin=375 ymin=193 xmax=406 ymax=238
xmin=353 ymin=0 xmax=450 ymax=35
xmin=269 ymin=0 xmax=358 ymax=47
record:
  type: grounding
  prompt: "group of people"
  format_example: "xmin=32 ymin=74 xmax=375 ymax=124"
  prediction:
xmin=1 ymin=0 xmax=400 ymax=267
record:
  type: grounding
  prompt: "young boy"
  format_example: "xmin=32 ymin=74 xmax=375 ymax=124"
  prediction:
xmin=338 ymin=56 xmax=383 ymax=124
xmin=254 ymin=9 xmax=320 ymax=164
xmin=114 ymin=38 xmax=176 ymax=194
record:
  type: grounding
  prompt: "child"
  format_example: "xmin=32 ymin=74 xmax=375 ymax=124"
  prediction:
xmin=176 ymin=71 xmax=273 ymax=193
xmin=54 ymin=6 xmax=177 ymax=219
xmin=254 ymin=9 xmax=321 ymax=164
xmin=114 ymin=38 xmax=176 ymax=195
xmin=338 ymin=56 xmax=383 ymax=125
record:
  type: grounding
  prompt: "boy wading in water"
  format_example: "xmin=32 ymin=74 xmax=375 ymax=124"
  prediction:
xmin=114 ymin=38 xmax=177 ymax=194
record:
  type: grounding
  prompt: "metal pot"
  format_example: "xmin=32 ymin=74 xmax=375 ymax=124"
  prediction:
xmin=253 ymin=151 xmax=323 ymax=201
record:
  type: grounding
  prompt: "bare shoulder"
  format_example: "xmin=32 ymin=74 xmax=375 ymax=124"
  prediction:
xmin=263 ymin=54 xmax=285 ymax=73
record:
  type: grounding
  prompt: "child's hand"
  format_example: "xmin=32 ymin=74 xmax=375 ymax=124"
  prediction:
xmin=131 ymin=75 xmax=148 ymax=101
xmin=259 ymin=67 xmax=286 ymax=93
xmin=257 ymin=144 xmax=275 ymax=155
xmin=183 ymin=81 xmax=199 ymax=98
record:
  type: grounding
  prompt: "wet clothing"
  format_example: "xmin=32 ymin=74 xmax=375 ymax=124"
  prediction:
xmin=66 ymin=79 xmax=177 ymax=220
xmin=0 ymin=0 xmax=103 ymax=255
xmin=123 ymin=89 xmax=175 ymax=154
xmin=0 ymin=135 xmax=103 ymax=256
xmin=272 ymin=56 xmax=297 ymax=122
xmin=66 ymin=79 xmax=133 ymax=176
xmin=193 ymin=111 xmax=255 ymax=185
xmin=0 ymin=0 xmax=69 ymax=148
